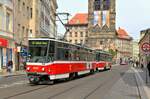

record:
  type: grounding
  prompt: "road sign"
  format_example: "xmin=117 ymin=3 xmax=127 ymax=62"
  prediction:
xmin=141 ymin=42 xmax=150 ymax=52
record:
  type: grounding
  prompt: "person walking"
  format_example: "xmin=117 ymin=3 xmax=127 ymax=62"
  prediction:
xmin=7 ymin=60 xmax=13 ymax=73
xmin=147 ymin=61 xmax=150 ymax=77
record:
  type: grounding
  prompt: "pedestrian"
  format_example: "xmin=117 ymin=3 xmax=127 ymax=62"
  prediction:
xmin=7 ymin=60 xmax=13 ymax=73
xmin=147 ymin=61 xmax=150 ymax=77
xmin=136 ymin=60 xmax=139 ymax=68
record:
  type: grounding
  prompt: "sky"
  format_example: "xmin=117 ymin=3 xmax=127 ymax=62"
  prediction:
xmin=57 ymin=0 xmax=150 ymax=40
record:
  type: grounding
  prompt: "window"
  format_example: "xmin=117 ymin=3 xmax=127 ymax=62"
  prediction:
xmin=18 ymin=24 xmax=20 ymax=33
xmin=70 ymin=32 xmax=72 ymax=37
xmin=29 ymin=29 xmax=32 ymax=37
xmin=80 ymin=32 xmax=83 ymax=37
xmin=23 ymin=2 xmax=25 ymax=15
xmin=75 ymin=32 xmax=78 ymax=37
xmin=86 ymin=40 xmax=88 ymax=43
xmin=22 ymin=26 xmax=25 ymax=39
xmin=103 ymin=0 xmax=110 ymax=10
xmin=18 ymin=0 xmax=21 ymax=12
xmin=80 ymin=40 xmax=83 ymax=44
xmin=75 ymin=40 xmax=78 ymax=44
xmin=30 ymin=8 xmax=32 ymax=18
xmin=100 ymin=41 xmax=103 ymax=45
xmin=94 ymin=0 xmax=101 ymax=11
xmin=85 ymin=32 xmax=88 ymax=37
xmin=27 ymin=6 xmax=29 ymax=19
xmin=26 ymin=28 xmax=28 ymax=37
xmin=69 ymin=40 xmax=72 ymax=43
xmin=6 ymin=12 xmax=10 ymax=31
xmin=0 ymin=6 xmax=3 ymax=29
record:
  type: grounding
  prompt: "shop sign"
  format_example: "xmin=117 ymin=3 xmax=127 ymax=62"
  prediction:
xmin=0 ymin=38 xmax=8 ymax=47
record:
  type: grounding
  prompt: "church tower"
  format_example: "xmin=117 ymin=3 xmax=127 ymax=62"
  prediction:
xmin=87 ymin=0 xmax=116 ymax=51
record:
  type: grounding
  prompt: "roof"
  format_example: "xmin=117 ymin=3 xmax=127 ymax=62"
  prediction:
xmin=117 ymin=27 xmax=132 ymax=40
xmin=67 ymin=13 xmax=88 ymax=25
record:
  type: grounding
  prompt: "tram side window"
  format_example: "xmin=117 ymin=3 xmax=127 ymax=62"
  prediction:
xmin=48 ymin=41 xmax=55 ymax=61
xmin=56 ymin=48 xmax=70 ymax=61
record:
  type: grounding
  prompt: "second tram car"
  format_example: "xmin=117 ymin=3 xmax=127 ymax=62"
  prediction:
xmin=26 ymin=38 xmax=112 ymax=84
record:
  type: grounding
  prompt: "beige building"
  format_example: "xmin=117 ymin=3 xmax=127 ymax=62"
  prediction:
xmin=139 ymin=28 xmax=150 ymax=67
xmin=0 ymin=0 xmax=15 ymax=72
xmin=13 ymin=0 xmax=58 ymax=70
xmin=13 ymin=0 xmax=32 ymax=70
xmin=116 ymin=27 xmax=133 ymax=64
xmin=64 ymin=13 xmax=88 ymax=45
xmin=132 ymin=40 xmax=139 ymax=61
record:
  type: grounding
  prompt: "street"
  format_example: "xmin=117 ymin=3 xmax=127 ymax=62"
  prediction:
xmin=0 ymin=65 xmax=142 ymax=99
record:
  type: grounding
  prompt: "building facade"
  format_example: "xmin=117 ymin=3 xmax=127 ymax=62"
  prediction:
xmin=132 ymin=40 xmax=139 ymax=62
xmin=13 ymin=0 xmax=58 ymax=70
xmin=116 ymin=27 xmax=133 ymax=64
xmin=13 ymin=0 xmax=33 ymax=70
xmin=0 ymin=0 xmax=15 ymax=72
xmin=37 ymin=0 xmax=57 ymax=38
xmin=139 ymin=28 xmax=150 ymax=67
xmin=87 ymin=0 xmax=116 ymax=51
xmin=64 ymin=13 xmax=88 ymax=45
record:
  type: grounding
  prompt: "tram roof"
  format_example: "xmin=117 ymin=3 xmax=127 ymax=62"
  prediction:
xmin=28 ymin=38 xmax=94 ymax=51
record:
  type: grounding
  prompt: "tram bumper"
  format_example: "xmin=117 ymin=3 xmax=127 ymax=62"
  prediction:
xmin=28 ymin=75 xmax=40 ymax=84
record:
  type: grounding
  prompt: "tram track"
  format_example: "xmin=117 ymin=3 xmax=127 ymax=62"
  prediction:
xmin=3 ymin=84 xmax=50 ymax=99
xmin=2 ymin=73 xmax=102 ymax=99
xmin=3 ymin=68 xmax=125 ymax=99
xmin=48 ymin=70 xmax=116 ymax=99
xmin=47 ymin=73 xmax=106 ymax=99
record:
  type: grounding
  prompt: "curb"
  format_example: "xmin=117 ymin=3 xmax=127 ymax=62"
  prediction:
xmin=0 ymin=72 xmax=26 ymax=78
xmin=132 ymin=67 xmax=150 ymax=99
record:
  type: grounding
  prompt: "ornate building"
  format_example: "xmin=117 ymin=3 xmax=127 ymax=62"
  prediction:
xmin=87 ymin=0 xmax=116 ymax=51
xmin=64 ymin=13 xmax=88 ymax=45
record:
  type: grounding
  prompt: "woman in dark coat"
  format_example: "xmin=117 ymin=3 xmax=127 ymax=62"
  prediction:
xmin=7 ymin=60 xmax=13 ymax=73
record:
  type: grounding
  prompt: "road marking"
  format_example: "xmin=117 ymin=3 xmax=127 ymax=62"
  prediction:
xmin=0 ymin=80 xmax=28 ymax=89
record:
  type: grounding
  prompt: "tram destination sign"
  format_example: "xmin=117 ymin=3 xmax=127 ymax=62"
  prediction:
xmin=29 ymin=40 xmax=48 ymax=47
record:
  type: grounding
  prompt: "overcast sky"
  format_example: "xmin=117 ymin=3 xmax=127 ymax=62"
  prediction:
xmin=57 ymin=0 xmax=150 ymax=40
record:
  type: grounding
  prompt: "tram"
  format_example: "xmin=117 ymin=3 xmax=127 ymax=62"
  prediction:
xmin=26 ymin=38 xmax=112 ymax=84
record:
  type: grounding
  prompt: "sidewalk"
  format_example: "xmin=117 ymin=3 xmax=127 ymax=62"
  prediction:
xmin=103 ymin=67 xmax=148 ymax=99
xmin=0 ymin=70 xmax=26 ymax=78
xmin=132 ymin=67 xmax=150 ymax=99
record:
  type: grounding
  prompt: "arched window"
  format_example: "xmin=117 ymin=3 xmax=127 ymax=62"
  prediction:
xmin=103 ymin=0 xmax=110 ymax=10
xmin=94 ymin=0 xmax=101 ymax=11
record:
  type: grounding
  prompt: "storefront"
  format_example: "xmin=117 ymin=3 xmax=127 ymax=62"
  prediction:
xmin=0 ymin=38 xmax=8 ymax=71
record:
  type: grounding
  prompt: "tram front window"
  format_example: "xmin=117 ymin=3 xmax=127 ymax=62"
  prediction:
xmin=29 ymin=47 xmax=48 ymax=63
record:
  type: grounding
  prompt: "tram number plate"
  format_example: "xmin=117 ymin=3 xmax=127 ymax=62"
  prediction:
xmin=33 ymin=67 xmax=39 ymax=70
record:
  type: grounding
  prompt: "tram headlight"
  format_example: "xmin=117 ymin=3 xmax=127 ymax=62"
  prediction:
xmin=41 ymin=67 xmax=45 ymax=72
xmin=27 ymin=67 xmax=30 ymax=71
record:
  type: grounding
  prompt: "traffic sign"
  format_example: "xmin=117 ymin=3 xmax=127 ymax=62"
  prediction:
xmin=141 ymin=42 xmax=150 ymax=52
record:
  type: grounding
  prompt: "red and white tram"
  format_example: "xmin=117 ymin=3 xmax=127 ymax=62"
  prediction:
xmin=26 ymin=38 xmax=112 ymax=84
